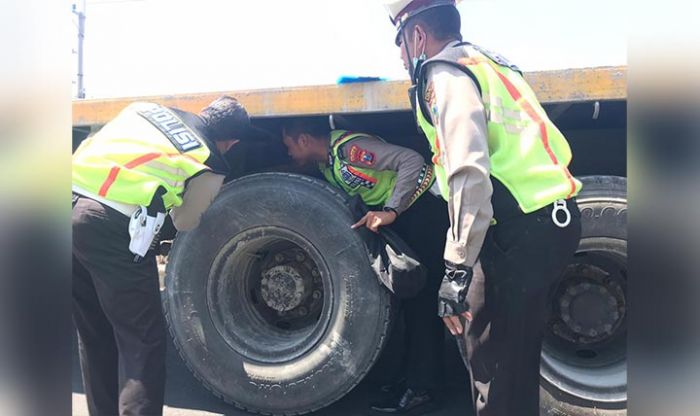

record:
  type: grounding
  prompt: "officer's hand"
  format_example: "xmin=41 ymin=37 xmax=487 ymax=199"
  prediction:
xmin=351 ymin=210 xmax=397 ymax=233
xmin=438 ymin=263 xmax=473 ymax=336
xmin=442 ymin=312 xmax=472 ymax=336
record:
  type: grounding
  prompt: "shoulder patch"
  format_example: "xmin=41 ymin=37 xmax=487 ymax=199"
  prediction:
xmin=348 ymin=144 xmax=375 ymax=166
xmin=424 ymin=81 xmax=439 ymax=119
xmin=425 ymin=81 xmax=435 ymax=108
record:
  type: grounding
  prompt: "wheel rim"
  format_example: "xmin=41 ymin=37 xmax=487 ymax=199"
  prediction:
xmin=207 ymin=226 xmax=333 ymax=364
xmin=541 ymin=238 xmax=627 ymax=404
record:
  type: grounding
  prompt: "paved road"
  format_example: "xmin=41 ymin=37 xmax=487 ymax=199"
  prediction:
xmin=73 ymin=330 xmax=473 ymax=416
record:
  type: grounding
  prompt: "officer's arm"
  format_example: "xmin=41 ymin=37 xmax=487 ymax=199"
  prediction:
xmin=427 ymin=63 xmax=493 ymax=267
xmin=169 ymin=171 xmax=225 ymax=231
xmin=339 ymin=137 xmax=425 ymax=214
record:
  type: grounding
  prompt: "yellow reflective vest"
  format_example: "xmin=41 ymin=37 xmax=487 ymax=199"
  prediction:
xmin=72 ymin=102 xmax=228 ymax=209
xmin=319 ymin=130 xmax=398 ymax=207
xmin=415 ymin=43 xmax=581 ymax=213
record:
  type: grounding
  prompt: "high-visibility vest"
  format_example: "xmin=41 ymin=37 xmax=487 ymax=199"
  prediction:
xmin=319 ymin=130 xmax=397 ymax=207
xmin=415 ymin=43 xmax=581 ymax=213
xmin=319 ymin=130 xmax=435 ymax=209
xmin=72 ymin=102 xmax=227 ymax=209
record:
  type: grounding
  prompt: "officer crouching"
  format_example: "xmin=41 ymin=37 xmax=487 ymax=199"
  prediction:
xmin=281 ymin=118 xmax=449 ymax=415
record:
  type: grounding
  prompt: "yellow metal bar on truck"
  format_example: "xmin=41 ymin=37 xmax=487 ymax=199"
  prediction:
xmin=73 ymin=66 xmax=626 ymax=127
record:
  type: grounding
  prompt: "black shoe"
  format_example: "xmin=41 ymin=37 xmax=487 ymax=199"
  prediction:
xmin=369 ymin=388 xmax=438 ymax=415
xmin=377 ymin=378 xmax=406 ymax=395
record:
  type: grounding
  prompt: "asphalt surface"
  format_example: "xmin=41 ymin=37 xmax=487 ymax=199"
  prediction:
xmin=73 ymin=273 xmax=473 ymax=416
xmin=72 ymin=326 xmax=474 ymax=416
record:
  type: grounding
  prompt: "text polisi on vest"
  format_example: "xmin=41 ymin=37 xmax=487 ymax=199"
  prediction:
xmin=137 ymin=104 xmax=203 ymax=153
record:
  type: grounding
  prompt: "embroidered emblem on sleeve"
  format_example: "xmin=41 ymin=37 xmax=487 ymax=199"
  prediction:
xmin=425 ymin=82 xmax=435 ymax=107
xmin=348 ymin=145 xmax=376 ymax=166
xmin=424 ymin=81 xmax=439 ymax=120
xmin=339 ymin=164 xmax=377 ymax=189
xmin=407 ymin=164 xmax=435 ymax=207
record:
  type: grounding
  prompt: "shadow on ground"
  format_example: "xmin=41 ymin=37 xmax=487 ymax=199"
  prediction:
xmin=73 ymin=328 xmax=472 ymax=416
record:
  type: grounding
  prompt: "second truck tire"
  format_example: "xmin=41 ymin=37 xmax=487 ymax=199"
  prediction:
xmin=540 ymin=175 xmax=627 ymax=416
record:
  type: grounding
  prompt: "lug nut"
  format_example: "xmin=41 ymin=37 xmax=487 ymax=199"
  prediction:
xmin=311 ymin=269 xmax=319 ymax=277
xmin=312 ymin=290 xmax=322 ymax=300
xmin=562 ymin=314 xmax=571 ymax=323
xmin=298 ymin=307 xmax=308 ymax=316
xmin=296 ymin=253 xmax=305 ymax=262
xmin=274 ymin=254 xmax=285 ymax=263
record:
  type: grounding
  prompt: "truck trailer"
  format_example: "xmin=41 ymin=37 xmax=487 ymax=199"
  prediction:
xmin=72 ymin=65 xmax=627 ymax=416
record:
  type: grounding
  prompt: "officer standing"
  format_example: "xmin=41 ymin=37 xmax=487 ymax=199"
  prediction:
xmin=381 ymin=2 xmax=583 ymax=415
xmin=281 ymin=118 xmax=448 ymax=414
xmin=72 ymin=96 xmax=254 ymax=416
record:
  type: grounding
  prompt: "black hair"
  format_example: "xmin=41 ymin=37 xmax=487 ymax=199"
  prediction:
xmin=404 ymin=5 xmax=462 ymax=43
xmin=282 ymin=117 xmax=332 ymax=141
xmin=199 ymin=96 xmax=251 ymax=142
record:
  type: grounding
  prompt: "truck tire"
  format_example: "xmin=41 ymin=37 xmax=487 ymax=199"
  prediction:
xmin=540 ymin=175 xmax=627 ymax=416
xmin=164 ymin=173 xmax=393 ymax=415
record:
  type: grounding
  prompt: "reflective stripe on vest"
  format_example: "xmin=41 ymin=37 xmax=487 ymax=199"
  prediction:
xmin=72 ymin=102 xmax=213 ymax=209
xmin=320 ymin=130 xmax=397 ymax=207
xmin=415 ymin=45 xmax=582 ymax=213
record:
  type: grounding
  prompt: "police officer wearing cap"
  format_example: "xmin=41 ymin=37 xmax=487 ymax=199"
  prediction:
xmin=382 ymin=1 xmax=583 ymax=415
xmin=72 ymin=96 xmax=254 ymax=416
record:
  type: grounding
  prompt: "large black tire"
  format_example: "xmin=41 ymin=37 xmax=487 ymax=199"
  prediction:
xmin=540 ymin=176 xmax=627 ymax=416
xmin=164 ymin=173 xmax=393 ymax=415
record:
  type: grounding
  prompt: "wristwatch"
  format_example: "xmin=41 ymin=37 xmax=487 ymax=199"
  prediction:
xmin=382 ymin=206 xmax=398 ymax=216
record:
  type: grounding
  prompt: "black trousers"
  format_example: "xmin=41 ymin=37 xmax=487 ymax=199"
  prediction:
xmin=461 ymin=199 xmax=582 ymax=416
xmin=389 ymin=193 xmax=450 ymax=391
xmin=72 ymin=196 xmax=166 ymax=416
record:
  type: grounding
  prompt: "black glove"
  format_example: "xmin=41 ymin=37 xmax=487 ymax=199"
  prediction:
xmin=437 ymin=263 xmax=473 ymax=317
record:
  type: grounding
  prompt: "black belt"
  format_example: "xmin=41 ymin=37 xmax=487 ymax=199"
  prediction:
xmin=491 ymin=177 xmax=577 ymax=226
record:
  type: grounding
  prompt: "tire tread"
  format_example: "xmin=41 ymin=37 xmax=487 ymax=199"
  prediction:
xmin=164 ymin=172 xmax=395 ymax=415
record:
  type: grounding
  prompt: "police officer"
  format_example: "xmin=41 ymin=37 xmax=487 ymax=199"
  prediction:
xmin=382 ymin=1 xmax=583 ymax=415
xmin=281 ymin=118 xmax=448 ymax=414
xmin=72 ymin=96 xmax=253 ymax=416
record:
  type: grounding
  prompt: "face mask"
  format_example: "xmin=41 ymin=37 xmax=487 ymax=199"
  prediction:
xmin=411 ymin=29 xmax=427 ymax=84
